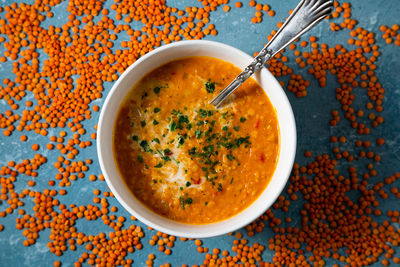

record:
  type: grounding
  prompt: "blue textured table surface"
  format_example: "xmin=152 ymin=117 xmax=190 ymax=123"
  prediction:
xmin=0 ymin=0 xmax=399 ymax=266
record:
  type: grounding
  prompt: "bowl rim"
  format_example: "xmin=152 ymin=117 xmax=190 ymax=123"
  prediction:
xmin=97 ymin=40 xmax=297 ymax=238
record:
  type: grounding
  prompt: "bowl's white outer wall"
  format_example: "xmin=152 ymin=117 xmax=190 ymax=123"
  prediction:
xmin=97 ymin=40 xmax=296 ymax=238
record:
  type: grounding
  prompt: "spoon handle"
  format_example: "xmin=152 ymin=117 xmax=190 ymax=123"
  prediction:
xmin=210 ymin=0 xmax=333 ymax=108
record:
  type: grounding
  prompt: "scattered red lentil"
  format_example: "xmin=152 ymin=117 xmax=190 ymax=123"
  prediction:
xmin=0 ymin=0 xmax=398 ymax=266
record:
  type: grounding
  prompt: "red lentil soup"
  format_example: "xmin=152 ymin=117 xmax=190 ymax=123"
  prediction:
xmin=113 ymin=56 xmax=280 ymax=224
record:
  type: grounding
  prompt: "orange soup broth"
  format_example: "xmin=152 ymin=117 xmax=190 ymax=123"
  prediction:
xmin=113 ymin=56 xmax=280 ymax=224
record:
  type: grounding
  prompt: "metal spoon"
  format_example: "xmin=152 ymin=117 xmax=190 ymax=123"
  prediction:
xmin=210 ymin=0 xmax=333 ymax=108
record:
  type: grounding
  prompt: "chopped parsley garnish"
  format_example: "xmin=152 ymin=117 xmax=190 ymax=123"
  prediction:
xmin=140 ymin=121 xmax=146 ymax=127
xmin=153 ymin=86 xmax=161 ymax=94
xmin=155 ymin=148 xmax=171 ymax=162
xmin=171 ymin=109 xmax=182 ymax=116
xmin=205 ymin=81 xmax=216 ymax=93
xmin=137 ymin=155 xmax=143 ymax=163
xmin=222 ymin=112 xmax=230 ymax=120
xmin=154 ymin=162 xmax=163 ymax=168
xmin=178 ymin=114 xmax=189 ymax=124
xmin=217 ymin=183 xmax=223 ymax=191
xmin=236 ymin=136 xmax=251 ymax=146
xmin=199 ymin=109 xmax=208 ymax=117
xmin=169 ymin=110 xmax=191 ymax=132
xmin=153 ymin=179 xmax=157 ymax=183
xmin=132 ymin=135 xmax=139 ymax=141
xmin=179 ymin=196 xmax=193 ymax=210
xmin=138 ymin=102 xmax=252 ymax=191
xmin=139 ymin=140 xmax=151 ymax=152
xmin=195 ymin=129 xmax=203 ymax=138
xmin=177 ymin=135 xmax=185 ymax=147
xmin=198 ymin=109 xmax=214 ymax=118
xmin=188 ymin=147 xmax=197 ymax=156
xmin=169 ymin=121 xmax=177 ymax=131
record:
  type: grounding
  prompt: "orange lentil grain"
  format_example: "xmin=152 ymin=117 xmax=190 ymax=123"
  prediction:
xmin=223 ymin=5 xmax=230 ymax=12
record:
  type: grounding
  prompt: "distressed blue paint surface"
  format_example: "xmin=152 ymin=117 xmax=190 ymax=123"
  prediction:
xmin=0 ymin=0 xmax=399 ymax=266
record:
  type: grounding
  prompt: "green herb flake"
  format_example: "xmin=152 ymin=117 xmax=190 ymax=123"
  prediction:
xmin=178 ymin=114 xmax=189 ymax=124
xmin=180 ymin=196 xmax=185 ymax=210
xmin=188 ymin=147 xmax=197 ymax=156
xmin=153 ymin=86 xmax=161 ymax=94
xmin=140 ymin=121 xmax=146 ymax=127
xmin=185 ymin=197 xmax=193 ymax=204
xmin=137 ymin=155 xmax=143 ymax=163
xmin=171 ymin=109 xmax=182 ymax=116
xmin=153 ymin=119 xmax=159 ymax=125
xmin=154 ymin=107 xmax=161 ymax=113
xmin=152 ymin=138 xmax=160 ymax=144
xmin=177 ymin=135 xmax=185 ymax=146
xmin=205 ymin=81 xmax=216 ymax=93
xmin=154 ymin=162 xmax=163 ymax=168
xmin=240 ymin=117 xmax=246 ymax=122
xmin=132 ymin=135 xmax=139 ymax=141
xmin=139 ymin=140 xmax=151 ymax=152
xmin=236 ymin=136 xmax=251 ymax=146
xmin=153 ymin=179 xmax=157 ymax=184
xmin=234 ymin=126 xmax=240 ymax=131
xmin=222 ymin=126 xmax=228 ymax=131
xmin=217 ymin=183 xmax=223 ymax=191
xmin=195 ymin=129 xmax=203 ymax=138
xmin=227 ymin=154 xmax=235 ymax=161
xmin=186 ymin=181 xmax=191 ymax=187
xmin=199 ymin=109 xmax=208 ymax=117
xmin=169 ymin=121 xmax=177 ymax=131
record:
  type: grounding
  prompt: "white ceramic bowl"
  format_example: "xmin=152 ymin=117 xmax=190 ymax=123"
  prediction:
xmin=97 ymin=40 xmax=296 ymax=238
